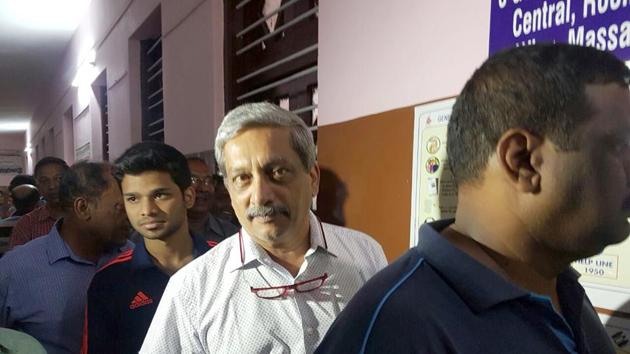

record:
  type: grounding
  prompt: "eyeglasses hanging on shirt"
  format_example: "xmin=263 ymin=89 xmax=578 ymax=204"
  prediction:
xmin=250 ymin=273 xmax=328 ymax=299
xmin=238 ymin=217 xmax=329 ymax=300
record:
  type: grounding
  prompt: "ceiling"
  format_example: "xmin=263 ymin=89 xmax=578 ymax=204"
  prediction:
xmin=0 ymin=0 xmax=91 ymax=132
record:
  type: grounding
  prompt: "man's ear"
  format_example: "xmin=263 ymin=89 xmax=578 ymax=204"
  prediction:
xmin=74 ymin=197 xmax=91 ymax=221
xmin=496 ymin=128 xmax=543 ymax=193
xmin=309 ymin=163 xmax=320 ymax=198
xmin=183 ymin=186 xmax=196 ymax=209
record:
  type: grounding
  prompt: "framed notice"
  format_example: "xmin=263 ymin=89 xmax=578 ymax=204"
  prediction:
xmin=409 ymin=98 xmax=457 ymax=247
xmin=0 ymin=150 xmax=23 ymax=174
xmin=75 ymin=142 xmax=91 ymax=162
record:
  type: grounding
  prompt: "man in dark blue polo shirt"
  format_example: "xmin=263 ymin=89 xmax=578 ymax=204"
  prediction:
xmin=82 ymin=142 xmax=214 ymax=354
xmin=316 ymin=44 xmax=630 ymax=353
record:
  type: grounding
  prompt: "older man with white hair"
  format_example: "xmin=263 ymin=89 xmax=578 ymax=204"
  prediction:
xmin=140 ymin=102 xmax=387 ymax=354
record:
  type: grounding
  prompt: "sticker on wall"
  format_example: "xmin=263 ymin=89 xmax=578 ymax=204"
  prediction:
xmin=75 ymin=142 xmax=91 ymax=162
xmin=425 ymin=157 xmax=440 ymax=174
xmin=426 ymin=136 xmax=441 ymax=154
xmin=427 ymin=177 xmax=439 ymax=196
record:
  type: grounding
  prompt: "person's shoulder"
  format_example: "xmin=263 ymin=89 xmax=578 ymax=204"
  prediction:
xmin=2 ymin=234 xmax=49 ymax=257
xmin=173 ymin=234 xmax=238 ymax=285
xmin=345 ymin=247 xmax=451 ymax=325
xmin=16 ymin=206 xmax=45 ymax=222
xmin=10 ymin=207 xmax=46 ymax=234
xmin=316 ymin=248 xmax=434 ymax=353
xmin=0 ymin=216 xmax=18 ymax=227
xmin=216 ymin=216 xmax=239 ymax=235
xmin=357 ymin=248 xmax=427 ymax=296
xmin=0 ymin=328 xmax=46 ymax=354
xmin=203 ymin=234 xmax=237 ymax=261
xmin=0 ymin=235 xmax=49 ymax=269
xmin=191 ymin=229 xmax=231 ymax=253
xmin=11 ymin=211 xmax=34 ymax=229
xmin=95 ymin=249 xmax=135 ymax=275
xmin=344 ymin=247 xmax=457 ymax=330
xmin=88 ymin=249 xmax=135 ymax=297
xmin=323 ymin=223 xmax=383 ymax=252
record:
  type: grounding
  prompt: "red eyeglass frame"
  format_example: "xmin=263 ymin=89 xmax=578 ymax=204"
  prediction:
xmin=250 ymin=273 xmax=329 ymax=299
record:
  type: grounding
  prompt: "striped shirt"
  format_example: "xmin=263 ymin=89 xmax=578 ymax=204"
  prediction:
xmin=8 ymin=205 xmax=56 ymax=249
xmin=140 ymin=211 xmax=388 ymax=354
xmin=0 ymin=220 xmax=133 ymax=354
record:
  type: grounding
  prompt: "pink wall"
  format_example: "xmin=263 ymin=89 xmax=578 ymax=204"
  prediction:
xmin=162 ymin=0 xmax=224 ymax=154
xmin=318 ymin=0 xmax=491 ymax=125
xmin=27 ymin=0 xmax=225 ymax=165
xmin=28 ymin=0 xmax=493 ymax=163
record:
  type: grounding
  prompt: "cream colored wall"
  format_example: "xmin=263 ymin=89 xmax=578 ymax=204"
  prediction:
xmin=318 ymin=0 xmax=491 ymax=126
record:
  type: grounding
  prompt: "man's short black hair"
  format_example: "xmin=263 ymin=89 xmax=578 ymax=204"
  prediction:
xmin=34 ymin=157 xmax=69 ymax=178
xmin=114 ymin=142 xmax=191 ymax=191
xmin=59 ymin=162 xmax=111 ymax=212
xmin=8 ymin=174 xmax=37 ymax=191
xmin=447 ymin=44 xmax=630 ymax=185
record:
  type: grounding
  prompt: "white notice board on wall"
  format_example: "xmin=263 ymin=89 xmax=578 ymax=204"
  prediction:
xmin=0 ymin=150 xmax=23 ymax=174
xmin=409 ymin=98 xmax=457 ymax=247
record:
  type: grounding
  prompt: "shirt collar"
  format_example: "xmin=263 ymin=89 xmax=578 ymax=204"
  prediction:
xmin=417 ymin=220 xmax=528 ymax=313
xmin=46 ymin=219 xmax=133 ymax=266
xmin=307 ymin=210 xmax=334 ymax=256
xmin=131 ymin=231 xmax=211 ymax=271
xmin=418 ymin=220 xmax=584 ymax=313
xmin=45 ymin=219 xmax=71 ymax=264
xmin=227 ymin=210 xmax=332 ymax=272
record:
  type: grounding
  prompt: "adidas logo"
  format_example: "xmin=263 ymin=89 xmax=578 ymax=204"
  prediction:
xmin=129 ymin=291 xmax=154 ymax=309
xmin=207 ymin=240 xmax=218 ymax=247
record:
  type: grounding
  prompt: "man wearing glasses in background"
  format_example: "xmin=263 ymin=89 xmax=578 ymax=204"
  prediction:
xmin=82 ymin=142 xmax=214 ymax=354
xmin=186 ymin=157 xmax=239 ymax=246
xmin=9 ymin=157 xmax=68 ymax=249
xmin=140 ymin=102 xmax=388 ymax=353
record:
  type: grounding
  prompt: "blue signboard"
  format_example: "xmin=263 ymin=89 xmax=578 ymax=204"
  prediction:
xmin=489 ymin=0 xmax=629 ymax=60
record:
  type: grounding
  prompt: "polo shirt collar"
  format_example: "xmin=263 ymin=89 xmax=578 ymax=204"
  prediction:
xmin=45 ymin=220 xmax=71 ymax=264
xmin=227 ymin=210 xmax=333 ymax=272
xmin=419 ymin=220 xmax=585 ymax=313
xmin=131 ymin=231 xmax=210 ymax=271
xmin=417 ymin=219 xmax=528 ymax=313
xmin=45 ymin=219 xmax=101 ymax=265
